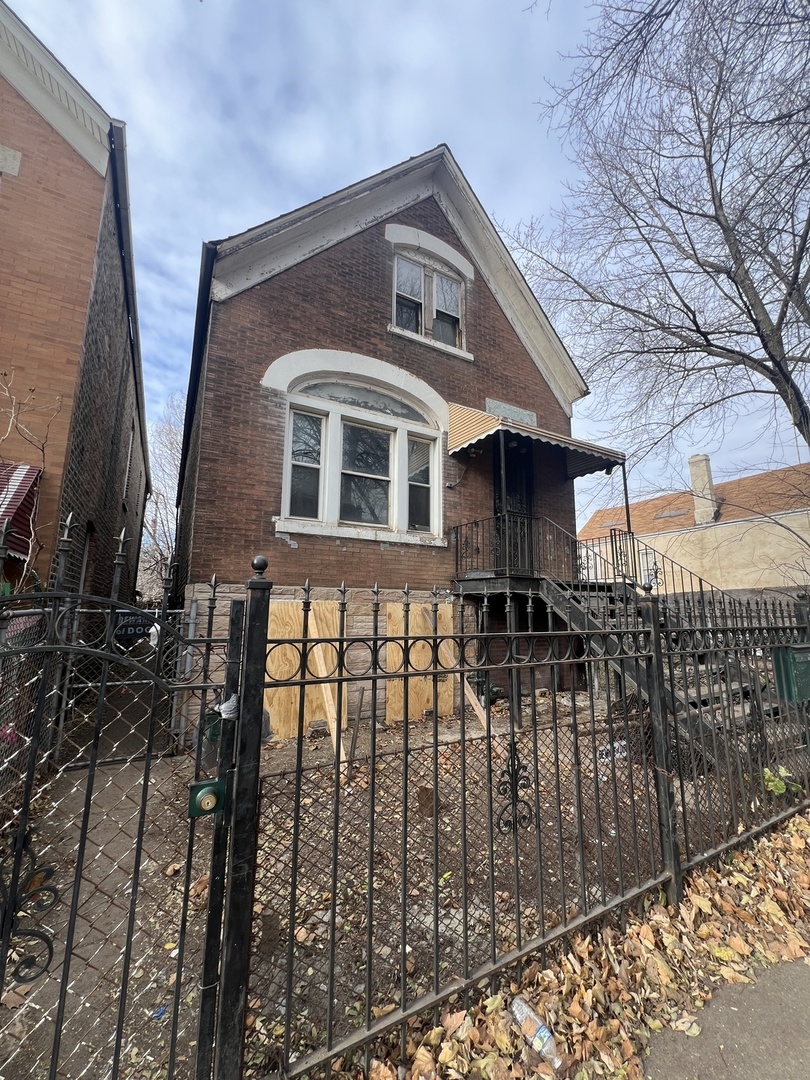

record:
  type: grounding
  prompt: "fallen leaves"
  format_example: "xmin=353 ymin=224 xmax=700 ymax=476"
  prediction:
xmin=378 ymin=809 xmax=810 ymax=1080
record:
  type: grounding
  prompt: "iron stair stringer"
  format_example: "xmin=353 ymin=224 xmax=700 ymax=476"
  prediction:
xmin=534 ymin=575 xmax=724 ymax=769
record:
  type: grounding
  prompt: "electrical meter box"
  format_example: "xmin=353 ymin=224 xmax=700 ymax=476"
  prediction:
xmin=773 ymin=645 xmax=810 ymax=703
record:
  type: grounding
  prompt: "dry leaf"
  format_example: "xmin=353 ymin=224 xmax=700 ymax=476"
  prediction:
xmin=727 ymin=933 xmax=751 ymax=956
xmin=369 ymin=1059 xmax=397 ymax=1080
xmin=1 ymin=983 xmax=31 ymax=1009
xmin=411 ymin=1045 xmax=437 ymax=1080
xmin=442 ymin=1009 xmax=468 ymax=1038
xmin=639 ymin=925 xmax=656 ymax=950
xmin=372 ymin=1004 xmax=398 ymax=1019
xmin=190 ymin=874 xmax=210 ymax=898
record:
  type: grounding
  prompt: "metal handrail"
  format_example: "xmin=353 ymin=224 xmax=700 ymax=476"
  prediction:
xmin=452 ymin=513 xmax=801 ymax=630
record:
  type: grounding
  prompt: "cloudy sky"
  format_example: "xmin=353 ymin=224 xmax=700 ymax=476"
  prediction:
xmin=11 ymin=0 xmax=805 ymax=519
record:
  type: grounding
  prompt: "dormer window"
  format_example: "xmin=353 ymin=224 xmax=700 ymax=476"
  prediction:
xmin=386 ymin=225 xmax=474 ymax=360
xmin=395 ymin=256 xmax=462 ymax=348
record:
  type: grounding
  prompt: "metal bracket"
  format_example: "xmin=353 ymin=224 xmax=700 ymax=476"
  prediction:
xmin=188 ymin=780 xmax=226 ymax=818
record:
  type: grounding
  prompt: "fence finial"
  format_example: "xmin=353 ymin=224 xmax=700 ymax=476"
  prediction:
xmin=251 ymin=556 xmax=268 ymax=577
xmin=53 ymin=513 xmax=77 ymax=590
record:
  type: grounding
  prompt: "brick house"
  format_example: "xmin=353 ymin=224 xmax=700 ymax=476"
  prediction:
xmin=176 ymin=146 xmax=623 ymax=708
xmin=0 ymin=1 xmax=148 ymax=597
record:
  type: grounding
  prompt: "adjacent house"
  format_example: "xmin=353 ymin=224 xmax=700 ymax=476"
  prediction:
xmin=177 ymin=146 xmax=622 ymax=599
xmin=0 ymin=1 xmax=148 ymax=597
xmin=579 ymin=454 xmax=810 ymax=602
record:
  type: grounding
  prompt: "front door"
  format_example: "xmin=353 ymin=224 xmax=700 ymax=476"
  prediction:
xmin=494 ymin=434 xmax=534 ymax=573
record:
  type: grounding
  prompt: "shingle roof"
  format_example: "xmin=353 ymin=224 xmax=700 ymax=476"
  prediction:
xmin=579 ymin=462 xmax=810 ymax=540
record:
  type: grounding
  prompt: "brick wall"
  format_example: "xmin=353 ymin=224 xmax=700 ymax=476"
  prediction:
xmin=183 ymin=196 xmax=577 ymax=590
xmin=0 ymin=75 xmax=145 ymax=597
xmin=0 ymin=74 xmax=105 ymax=580
xmin=57 ymin=177 xmax=147 ymax=598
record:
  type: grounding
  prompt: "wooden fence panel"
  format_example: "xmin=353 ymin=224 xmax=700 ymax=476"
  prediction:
xmin=264 ymin=601 xmax=347 ymax=756
xmin=385 ymin=603 xmax=454 ymax=722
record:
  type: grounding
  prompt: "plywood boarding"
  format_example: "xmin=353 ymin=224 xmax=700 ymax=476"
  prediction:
xmin=385 ymin=603 xmax=455 ymax=722
xmin=264 ymin=602 xmax=347 ymax=758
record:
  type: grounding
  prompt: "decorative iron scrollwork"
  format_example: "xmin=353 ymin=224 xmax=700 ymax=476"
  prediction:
xmin=495 ymin=741 xmax=534 ymax=834
xmin=646 ymin=561 xmax=663 ymax=589
xmin=0 ymin=831 xmax=59 ymax=983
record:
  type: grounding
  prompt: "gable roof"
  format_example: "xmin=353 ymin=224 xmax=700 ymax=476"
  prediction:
xmin=179 ymin=146 xmax=589 ymax=504
xmin=579 ymin=462 xmax=810 ymax=540
xmin=0 ymin=1 xmax=111 ymax=175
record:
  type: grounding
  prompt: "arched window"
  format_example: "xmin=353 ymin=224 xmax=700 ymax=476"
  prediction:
xmin=264 ymin=351 xmax=447 ymax=546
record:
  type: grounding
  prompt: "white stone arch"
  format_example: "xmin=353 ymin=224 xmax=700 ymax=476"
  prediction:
xmin=261 ymin=349 xmax=449 ymax=429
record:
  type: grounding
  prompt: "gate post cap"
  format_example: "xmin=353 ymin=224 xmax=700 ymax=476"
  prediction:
xmin=251 ymin=556 xmax=269 ymax=576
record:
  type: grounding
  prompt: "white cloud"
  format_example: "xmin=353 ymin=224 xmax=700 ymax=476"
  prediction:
xmin=16 ymin=0 xmax=662 ymax=477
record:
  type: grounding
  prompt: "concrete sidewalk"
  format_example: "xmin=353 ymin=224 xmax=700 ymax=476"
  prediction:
xmin=644 ymin=959 xmax=810 ymax=1079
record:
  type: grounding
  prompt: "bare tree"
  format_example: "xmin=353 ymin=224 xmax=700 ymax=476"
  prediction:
xmin=137 ymin=393 xmax=184 ymax=601
xmin=0 ymin=369 xmax=61 ymax=591
xmin=509 ymin=0 xmax=810 ymax=464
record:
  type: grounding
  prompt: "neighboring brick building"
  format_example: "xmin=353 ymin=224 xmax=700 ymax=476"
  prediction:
xmin=177 ymin=147 xmax=622 ymax=619
xmin=0 ymin=1 xmax=148 ymax=597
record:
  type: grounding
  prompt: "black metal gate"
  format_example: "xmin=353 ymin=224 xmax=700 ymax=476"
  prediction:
xmin=0 ymin=524 xmax=243 ymax=1080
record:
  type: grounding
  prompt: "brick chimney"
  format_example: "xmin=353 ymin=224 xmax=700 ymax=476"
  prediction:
xmin=688 ymin=453 xmax=720 ymax=524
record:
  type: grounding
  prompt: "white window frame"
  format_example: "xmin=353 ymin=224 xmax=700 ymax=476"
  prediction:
xmin=277 ymin=387 xmax=445 ymax=546
xmin=385 ymin=224 xmax=475 ymax=362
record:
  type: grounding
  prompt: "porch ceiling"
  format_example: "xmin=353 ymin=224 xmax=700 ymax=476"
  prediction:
xmin=447 ymin=403 xmax=625 ymax=479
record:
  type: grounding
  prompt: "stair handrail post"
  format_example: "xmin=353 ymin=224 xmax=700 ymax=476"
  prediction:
xmin=639 ymin=587 xmax=682 ymax=905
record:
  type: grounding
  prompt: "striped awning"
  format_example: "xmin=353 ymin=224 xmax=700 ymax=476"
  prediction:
xmin=0 ymin=464 xmax=42 ymax=558
xmin=448 ymin=403 xmax=624 ymax=479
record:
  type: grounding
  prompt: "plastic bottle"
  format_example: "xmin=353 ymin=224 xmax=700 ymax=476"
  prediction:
xmin=509 ymin=996 xmax=563 ymax=1071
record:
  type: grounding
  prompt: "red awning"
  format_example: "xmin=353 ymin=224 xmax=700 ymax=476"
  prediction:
xmin=0 ymin=464 xmax=42 ymax=559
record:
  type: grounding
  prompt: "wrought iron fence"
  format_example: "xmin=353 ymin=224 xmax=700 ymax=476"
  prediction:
xmin=5 ymin=535 xmax=810 ymax=1080
xmin=0 ymin=522 xmax=238 ymax=1080
xmin=232 ymin=576 xmax=810 ymax=1078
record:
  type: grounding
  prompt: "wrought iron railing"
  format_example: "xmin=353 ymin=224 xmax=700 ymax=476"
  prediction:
xmin=453 ymin=513 xmax=803 ymax=633
xmin=452 ymin=513 xmax=577 ymax=580
xmin=543 ymin=518 xmax=804 ymax=632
